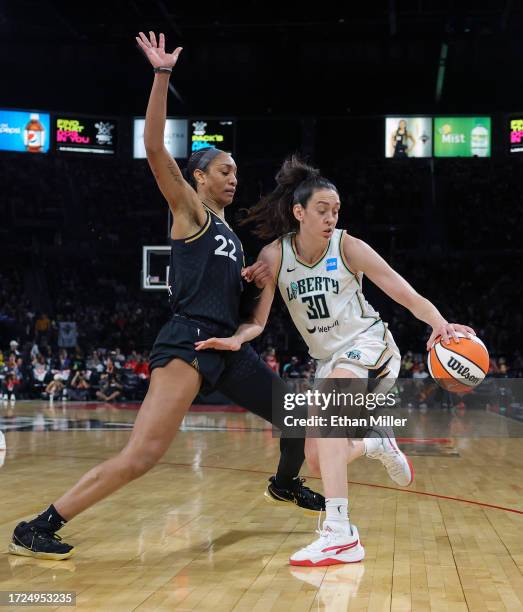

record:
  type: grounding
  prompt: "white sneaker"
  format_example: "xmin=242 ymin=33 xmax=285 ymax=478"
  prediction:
xmin=2 ymin=394 xmax=8 ymax=401
xmin=289 ymin=522 xmax=365 ymax=567
xmin=0 ymin=430 xmax=6 ymax=451
xmin=366 ymin=432 xmax=413 ymax=486
xmin=9 ymin=394 xmax=15 ymax=403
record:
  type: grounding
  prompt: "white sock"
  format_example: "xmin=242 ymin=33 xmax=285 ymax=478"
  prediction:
xmin=325 ymin=497 xmax=350 ymax=532
xmin=364 ymin=437 xmax=381 ymax=455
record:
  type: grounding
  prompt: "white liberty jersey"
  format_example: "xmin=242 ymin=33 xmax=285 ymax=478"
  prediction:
xmin=277 ymin=229 xmax=384 ymax=360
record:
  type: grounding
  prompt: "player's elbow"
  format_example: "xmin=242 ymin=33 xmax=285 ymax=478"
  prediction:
xmin=144 ymin=132 xmax=164 ymax=155
xmin=145 ymin=142 xmax=163 ymax=156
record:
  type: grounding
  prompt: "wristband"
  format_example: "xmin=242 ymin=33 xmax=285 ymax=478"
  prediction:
xmin=154 ymin=67 xmax=172 ymax=74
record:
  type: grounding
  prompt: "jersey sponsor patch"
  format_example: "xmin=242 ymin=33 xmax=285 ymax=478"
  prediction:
xmin=326 ymin=257 xmax=338 ymax=271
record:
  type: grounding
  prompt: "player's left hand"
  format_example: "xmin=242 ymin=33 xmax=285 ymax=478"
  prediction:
xmin=426 ymin=323 xmax=476 ymax=351
xmin=195 ymin=337 xmax=241 ymax=352
xmin=241 ymin=261 xmax=272 ymax=289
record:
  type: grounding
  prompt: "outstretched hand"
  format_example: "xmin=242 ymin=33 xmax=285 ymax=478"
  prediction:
xmin=195 ymin=337 xmax=242 ymax=352
xmin=135 ymin=31 xmax=182 ymax=70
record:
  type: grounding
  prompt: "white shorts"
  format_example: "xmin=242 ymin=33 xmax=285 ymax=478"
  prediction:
xmin=315 ymin=321 xmax=401 ymax=393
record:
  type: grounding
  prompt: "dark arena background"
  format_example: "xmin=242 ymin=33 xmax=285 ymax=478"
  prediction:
xmin=1 ymin=2 xmax=522 ymax=610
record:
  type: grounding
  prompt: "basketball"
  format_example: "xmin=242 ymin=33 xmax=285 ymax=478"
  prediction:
xmin=427 ymin=333 xmax=489 ymax=393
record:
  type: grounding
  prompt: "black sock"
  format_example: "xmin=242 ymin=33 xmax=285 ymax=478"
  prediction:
xmin=274 ymin=438 xmax=305 ymax=490
xmin=30 ymin=504 xmax=67 ymax=532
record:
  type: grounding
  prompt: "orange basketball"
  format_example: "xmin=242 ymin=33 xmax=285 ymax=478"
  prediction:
xmin=427 ymin=332 xmax=489 ymax=394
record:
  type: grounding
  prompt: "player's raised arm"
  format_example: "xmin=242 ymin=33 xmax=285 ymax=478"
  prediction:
xmin=136 ymin=31 xmax=206 ymax=226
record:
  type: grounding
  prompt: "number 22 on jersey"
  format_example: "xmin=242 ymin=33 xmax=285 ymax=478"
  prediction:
xmin=214 ymin=234 xmax=237 ymax=261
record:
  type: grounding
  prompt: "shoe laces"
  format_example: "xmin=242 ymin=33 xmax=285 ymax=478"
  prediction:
xmin=306 ymin=516 xmax=352 ymax=552
xmin=293 ymin=477 xmax=316 ymax=499
xmin=304 ymin=515 xmax=334 ymax=551
xmin=32 ymin=526 xmax=64 ymax=543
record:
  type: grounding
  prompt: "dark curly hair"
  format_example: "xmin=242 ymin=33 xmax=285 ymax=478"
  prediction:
xmin=240 ymin=155 xmax=338 ymax=239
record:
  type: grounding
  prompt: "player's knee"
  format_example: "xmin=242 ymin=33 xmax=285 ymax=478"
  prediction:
xmin=121 ymin=443 xmax=164 ymax=480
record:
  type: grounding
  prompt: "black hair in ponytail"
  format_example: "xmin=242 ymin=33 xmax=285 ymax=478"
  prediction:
xmin=240 ymin=155 xmax=337 ymax=239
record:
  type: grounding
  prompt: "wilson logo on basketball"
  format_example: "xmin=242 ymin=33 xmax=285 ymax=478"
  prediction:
xmin=447 ymin=357 xmax=480 ymax=384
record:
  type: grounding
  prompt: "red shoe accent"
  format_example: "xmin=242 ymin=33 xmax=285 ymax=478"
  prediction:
xmin=405 ymin=455 xmax=414 ymax=486
xmin=321 ymin=539 xmax=359 ymax=554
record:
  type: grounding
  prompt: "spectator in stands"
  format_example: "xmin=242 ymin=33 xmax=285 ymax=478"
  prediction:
xmin=34 ymin=314 xmax=51 ymax=344
xmin=44 ymin=375 xmax=65 ymax=402
xmin=1 ymin=373 xmax=18 ymax=402
xmin=113 ymin=348 xmax=126 ymax=366
xmin=133 ymin=355 xmax=150 ymax=379
xmin=412 ymin=363 xmax=429 ymax=380
xmin=69 ymin=371 xmax=90 ymax=401
xmin=55 ymin=349 xmax=71 ymax=371
xmin=32 ymin=354 xmax=50 ymax=396
xmin=9 ymin=340 xmax=20 ymax=357
xmin=124 ymin=351 xmax=138 ymax=371
xmin=105 ymin=356 xmax=117 ymax=375
xmin=401 ymin=351 xmax=414 ymax=377
xmin=262 ymin=347 xmax=280 ymax=374
xmin=282 ymin=356 xmax=302 ymax=380
xmin=301 ymin=359 xmax=316 ymax=386
xmin=96 ymin=371 xmax=122 ymax=402
xmin=86 ymin=350 xmax=104 ymax=373
xmin=495 ymin=363 xmax=510 ymax=379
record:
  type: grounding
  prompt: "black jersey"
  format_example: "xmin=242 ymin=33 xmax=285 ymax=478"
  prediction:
xmin=393 ymin=129 xmax=408 ymax=158
xmin=168 ymin=206 xmax=244 ymax=334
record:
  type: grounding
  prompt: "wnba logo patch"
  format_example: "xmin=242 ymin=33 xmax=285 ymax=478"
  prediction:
xmin=326 ymin=257 xmax=337 ymax=271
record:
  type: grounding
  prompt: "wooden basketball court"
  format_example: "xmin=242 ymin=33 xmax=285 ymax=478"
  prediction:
xmin=1 ymin=401 xmax=522 ymax=611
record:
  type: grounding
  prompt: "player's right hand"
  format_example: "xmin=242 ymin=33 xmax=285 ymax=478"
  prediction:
xmin=241 ymin=261 xmax=272 ymax=289
xmin=135 ymin=31 xmax=182 ymax=70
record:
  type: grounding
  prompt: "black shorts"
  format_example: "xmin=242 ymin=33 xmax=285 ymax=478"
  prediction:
xmin=149 ymin=315 xmax=231 ymax=394
xmin=149 ymin=315 xmax=295 ymax=430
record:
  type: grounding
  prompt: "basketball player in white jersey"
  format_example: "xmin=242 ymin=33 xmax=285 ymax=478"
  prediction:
xmin=195 ymin=156 xmax=475 ymax=566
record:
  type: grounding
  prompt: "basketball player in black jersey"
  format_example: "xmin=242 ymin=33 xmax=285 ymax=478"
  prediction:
xmin=8 ymin=32 xmax=322 ymax=560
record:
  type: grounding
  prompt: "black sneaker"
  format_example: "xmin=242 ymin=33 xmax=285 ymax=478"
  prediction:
xmin=264 ymin=476 xmax=325 ymax=516
xmin=8 ymin=521 xmax=75 ymax=560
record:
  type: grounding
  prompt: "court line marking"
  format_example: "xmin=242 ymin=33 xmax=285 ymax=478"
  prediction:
xmin=8 ymin=452 xmax=523 ymax=516
xmin=155 ymin=461 xmax=523 ymax=516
